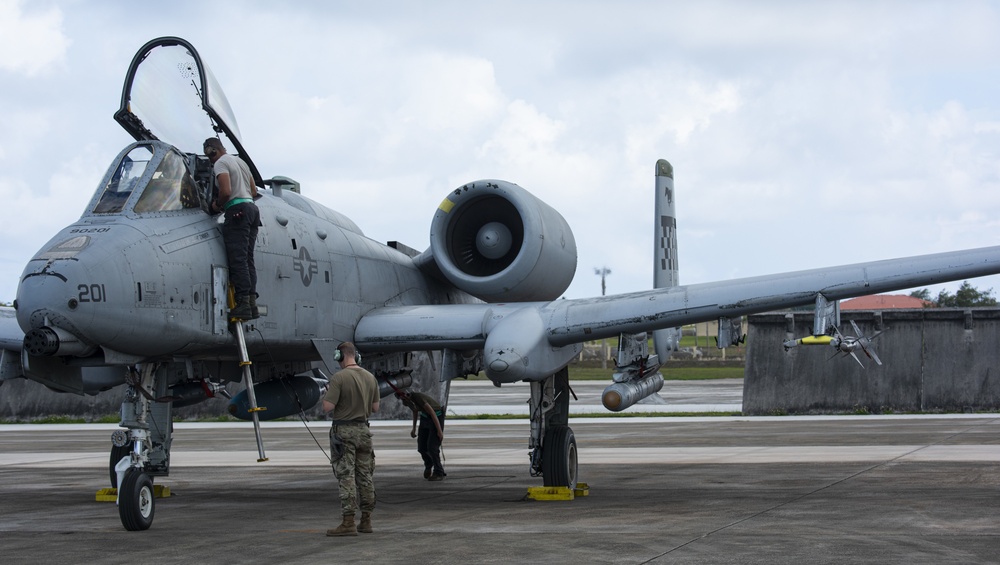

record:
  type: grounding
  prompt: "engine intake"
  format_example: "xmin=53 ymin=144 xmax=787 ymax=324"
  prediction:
xmin=427 ymin=180 xmax=577 ymax=302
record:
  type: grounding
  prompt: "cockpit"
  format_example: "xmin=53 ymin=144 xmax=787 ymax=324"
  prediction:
xmin=90 ymin=141 xmax=215 ymax=214
xmin=90 ymin=142 xmax=212 ymax=216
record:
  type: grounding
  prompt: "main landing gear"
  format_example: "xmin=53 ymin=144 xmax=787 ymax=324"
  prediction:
xmin=529 ymin=367 xmax=578 ymax=488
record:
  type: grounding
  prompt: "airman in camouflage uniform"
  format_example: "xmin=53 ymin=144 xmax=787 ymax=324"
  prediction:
xmin=322 ymin=342 xmax=380 ymax=536
xmin=330 ymin=424 xmax=375 ymax=515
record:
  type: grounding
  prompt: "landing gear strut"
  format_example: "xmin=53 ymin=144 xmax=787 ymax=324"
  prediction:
xmin=529 ymin=367 xmax=578 ymax=487
xmin=114 ymin=363 xmax=173 ymax=531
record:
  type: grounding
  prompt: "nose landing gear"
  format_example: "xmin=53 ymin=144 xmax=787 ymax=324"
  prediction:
xmin=112 ymin=363 xmax=173 ymax=531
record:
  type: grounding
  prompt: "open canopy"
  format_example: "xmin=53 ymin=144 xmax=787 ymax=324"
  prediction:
xmin=114 ymin=36 xmax=262 ymax=187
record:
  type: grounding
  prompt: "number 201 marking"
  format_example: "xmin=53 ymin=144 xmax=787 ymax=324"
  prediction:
xmin=78 ymin=284 xmax=107 ymax=303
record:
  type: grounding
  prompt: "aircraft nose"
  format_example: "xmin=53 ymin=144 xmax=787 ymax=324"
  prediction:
xmin=15 ymin=228 xmax=140 ymax=352
xmin=16 ymin=263 xmax=92 ymax=336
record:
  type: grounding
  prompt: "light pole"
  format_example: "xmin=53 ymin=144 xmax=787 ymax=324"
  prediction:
xmin=595 ymin=267 xmax=611 ymax=369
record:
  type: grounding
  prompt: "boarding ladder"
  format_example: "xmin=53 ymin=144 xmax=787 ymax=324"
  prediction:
xmin=232 ymin=318 xmax=269 ymax=462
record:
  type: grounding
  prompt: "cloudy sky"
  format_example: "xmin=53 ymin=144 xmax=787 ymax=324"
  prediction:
xmin=2 ymin=0 xmax=999 ymax=304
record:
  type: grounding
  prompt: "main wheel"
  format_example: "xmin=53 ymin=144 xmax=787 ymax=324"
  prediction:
xmin=109 ymin=444 xmax=131 ymax=488
xmin=541 ymin=426 xmax=578 ymax=487
xmin=119 ymin=470 xmax=155 ymax=531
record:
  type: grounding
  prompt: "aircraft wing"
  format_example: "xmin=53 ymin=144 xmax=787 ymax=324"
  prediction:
xmin=0 ymin=307 xmax=22 ymax=351
xmin=0 ymin=307 xmax=24 ymax=384
xmin=355 ymin=244 xmax=1000 ymax=383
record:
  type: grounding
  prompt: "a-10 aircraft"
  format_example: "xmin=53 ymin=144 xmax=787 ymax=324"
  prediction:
xmin=3 ymin=36 xmax=1000 ymax=531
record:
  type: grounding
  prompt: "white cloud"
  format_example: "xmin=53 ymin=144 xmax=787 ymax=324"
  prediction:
xmin=0 ymin=0 xmax=69 ymax=76
xmin=0 ymin=109 xmax=53 ymax=163
xmin=393 ymin=53 xmax=506 ymax=135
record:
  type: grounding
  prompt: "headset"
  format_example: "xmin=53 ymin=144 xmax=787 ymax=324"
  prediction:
xmin=203 ymin=139 xmax=222 ymax=158
xmin=333 ymin=345 xmax=362 ymax=364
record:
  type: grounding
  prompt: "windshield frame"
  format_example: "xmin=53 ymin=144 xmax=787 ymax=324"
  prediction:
xmin=85 ymin=140 xmax=210 ymax=218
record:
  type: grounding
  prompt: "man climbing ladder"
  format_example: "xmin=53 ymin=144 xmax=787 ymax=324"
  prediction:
xmin=205 ymin=137 xmax=261 ymax=320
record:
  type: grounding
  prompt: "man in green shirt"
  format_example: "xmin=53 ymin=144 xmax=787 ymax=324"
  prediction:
xmin=395 ymin=389 xmax=446 ymax=481
xmin=322 ymin=342 xmax=379 ymax=536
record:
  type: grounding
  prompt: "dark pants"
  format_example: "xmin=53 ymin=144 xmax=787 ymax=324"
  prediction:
xmin=222 ymin=202 xmax=260 ymax=298
xmin=418 ymin=413 xmax=446 ymax=476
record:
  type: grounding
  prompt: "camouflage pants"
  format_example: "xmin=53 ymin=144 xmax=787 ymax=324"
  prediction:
xmin=330 ymin=424 xmax=375 ymax=516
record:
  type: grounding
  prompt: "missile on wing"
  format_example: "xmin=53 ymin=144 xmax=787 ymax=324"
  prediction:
xmin=783 ymin=321 xmax=882 ymax=367
xmin=602 ymin=373 xmax=665 ymax=412
xmin=228 ymin=374 xmax=328 ymax=421
xmin=782 ymin=335 xmax=834 ymax=350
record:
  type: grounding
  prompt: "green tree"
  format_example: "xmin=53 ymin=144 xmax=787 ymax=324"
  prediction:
xmin=908 ymin=288 xmax=932 ymax=302
xmin=925 ymin=281 xmax=998 ymax=307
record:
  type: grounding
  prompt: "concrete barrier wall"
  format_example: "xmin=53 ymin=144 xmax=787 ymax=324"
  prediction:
xmin=744 ymin=309 xmax=1000 ymax=415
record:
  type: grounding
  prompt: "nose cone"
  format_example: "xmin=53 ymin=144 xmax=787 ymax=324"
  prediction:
xmin=476 ymin=221 xmax=513 ymax=260
xmin=17 ymin=255 xmax=95 ymax=338
xmin=15 ymin=226 xmax=141 ymax=354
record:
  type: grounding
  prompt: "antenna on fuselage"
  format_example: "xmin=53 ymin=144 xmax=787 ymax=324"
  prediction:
xmin=263 ymin=176 xmax=300 ymax=197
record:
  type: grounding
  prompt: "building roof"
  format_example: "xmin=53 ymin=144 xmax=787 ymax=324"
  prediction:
xmin=840 ymin=294 xmax=932 ymax=310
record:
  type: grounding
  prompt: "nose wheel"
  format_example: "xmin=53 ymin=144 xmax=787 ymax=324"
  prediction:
xmin=119 ymin=469 xmax=155 ymax=531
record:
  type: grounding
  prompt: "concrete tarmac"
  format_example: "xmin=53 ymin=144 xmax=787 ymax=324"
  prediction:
xmin=1 ymin=381 xmax=999 ymax=564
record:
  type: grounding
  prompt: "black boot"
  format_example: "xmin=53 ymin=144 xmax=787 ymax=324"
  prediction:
xmin=229 ymin=295 xmax=253 ymax=320
xmin=249 ymin=294 xmax=260 ymax=319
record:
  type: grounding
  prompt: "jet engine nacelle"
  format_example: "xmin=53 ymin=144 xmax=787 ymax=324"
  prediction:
xmin=425 ymin=180 xmax=577 ymax=302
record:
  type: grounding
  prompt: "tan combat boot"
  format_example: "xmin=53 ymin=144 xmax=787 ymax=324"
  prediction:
xmin=326 ymin=514 xmax=357 ymax=537
xmin=358 ymin=512 xmax=373 ymax=534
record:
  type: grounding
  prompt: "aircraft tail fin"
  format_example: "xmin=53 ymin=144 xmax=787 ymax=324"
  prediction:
xmin=652 ymin=159 xmax=681 ymax=362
